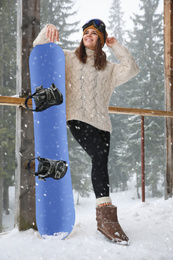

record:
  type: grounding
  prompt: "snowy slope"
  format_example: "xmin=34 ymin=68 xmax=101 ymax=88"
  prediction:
xmin=0 ymin=188 xmax=173 ymax=260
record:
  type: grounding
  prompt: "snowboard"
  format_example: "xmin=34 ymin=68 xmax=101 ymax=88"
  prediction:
xmin=29 ymin=43 xmax=75 ymax=239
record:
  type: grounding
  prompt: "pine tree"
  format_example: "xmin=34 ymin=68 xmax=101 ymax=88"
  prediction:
xmin=41 ymin=0 xmax=80 ymax=49
xmin=107 ymin=0 xmax=130 ymax=191
xmin=0 ymin=0 xmax=17 ymax=231
xmin=107 ymin=0 xmax=164 ymax=197
xmin=120 ymin=0 xmax=165 ymax=197
xmin=107 ymin=0 xmax=125 ymax=61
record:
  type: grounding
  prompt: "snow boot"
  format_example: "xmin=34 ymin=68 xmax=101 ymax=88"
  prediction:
xmin=96 ymin=205 xmax=129 ymax=245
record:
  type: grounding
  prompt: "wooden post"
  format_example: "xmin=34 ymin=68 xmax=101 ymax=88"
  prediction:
xmin=164 ymin=0 xmax=173 ymax=199
xmin=15 ymin=0 xmax=40 ymax=230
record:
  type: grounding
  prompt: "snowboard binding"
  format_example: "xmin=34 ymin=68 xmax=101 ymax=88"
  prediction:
xmin=25 ymin=83 xmax=63 ymax=112
xmin=28 ymin=157 xmax=68 ymax=181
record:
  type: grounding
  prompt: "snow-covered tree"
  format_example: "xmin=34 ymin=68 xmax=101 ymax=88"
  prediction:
xmin=0 ymin=0 xmax=17 ymax=231
xmin=41 ymin=0 xmax=80 ymax=49
xmin=108 ymin=0 xmax=131 ymax=191
xmin=120 ymin=0 xmax=165 ymax=197
xmin=108 ymin=0 xmax=165 ymax=197
xmin=107 ymin=0 xmax=125 ymax=61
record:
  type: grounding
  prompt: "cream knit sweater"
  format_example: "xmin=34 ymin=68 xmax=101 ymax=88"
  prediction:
xmin=33 ymin=25 xmax=139 ymax=133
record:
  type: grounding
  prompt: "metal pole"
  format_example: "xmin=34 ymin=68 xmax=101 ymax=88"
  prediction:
xmin=141 ymin=116 xmax=145 ymax=202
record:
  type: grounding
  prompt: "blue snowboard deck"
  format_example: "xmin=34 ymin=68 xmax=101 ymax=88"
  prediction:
xmin=29 ymin=43 xmax=75 ymax=238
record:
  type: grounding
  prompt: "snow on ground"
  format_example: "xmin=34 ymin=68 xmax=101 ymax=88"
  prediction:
xmin=0 ymin=187 xmax=173 ymax=260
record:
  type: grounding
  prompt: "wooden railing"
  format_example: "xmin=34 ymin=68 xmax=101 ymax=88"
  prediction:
xmin=0 ymin=96 xmax=32 ymax=108
xmin=0 ymin=95 xmax=172 ymax=202
xmin=1 ymin=96 xmax=173 ymax=118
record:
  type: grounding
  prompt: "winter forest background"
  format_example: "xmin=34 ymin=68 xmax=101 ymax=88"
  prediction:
xmin=0 ymin=0 xmax=164 ymax=232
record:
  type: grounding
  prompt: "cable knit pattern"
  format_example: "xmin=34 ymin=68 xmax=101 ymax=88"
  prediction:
xmin=33 ymin=25 xmax=139 ymax=132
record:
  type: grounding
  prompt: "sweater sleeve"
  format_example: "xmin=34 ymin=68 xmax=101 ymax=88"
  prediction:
xmin=33 ymin=24 xmax=54 ymax=47
xmin=110 ymin=42 xmax=140 ymax=89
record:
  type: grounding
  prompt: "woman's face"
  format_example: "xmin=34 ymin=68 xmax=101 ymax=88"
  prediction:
xmin=83 ymin=28 xmax=99 ymax=50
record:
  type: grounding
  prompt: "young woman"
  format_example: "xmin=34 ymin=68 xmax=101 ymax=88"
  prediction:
xmin=33 ymin=19 xmax=139 ymax=245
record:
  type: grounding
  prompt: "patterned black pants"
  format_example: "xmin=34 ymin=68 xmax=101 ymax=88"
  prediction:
xmin=68 ymin=120 xmax=110 ymax=198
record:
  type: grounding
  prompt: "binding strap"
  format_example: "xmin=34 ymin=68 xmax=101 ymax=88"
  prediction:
xmin=25 ymin=83 xmax=63 ymax=112
xmin=28 ymin=157 xmax=68 ymax=181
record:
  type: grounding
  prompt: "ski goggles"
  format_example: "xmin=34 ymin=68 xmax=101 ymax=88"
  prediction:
xmin=82 ymin=19 xmax=106 ymax=42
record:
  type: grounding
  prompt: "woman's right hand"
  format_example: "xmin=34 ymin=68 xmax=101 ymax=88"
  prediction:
xmin=46 ymin=24 xmax=59 ymax=42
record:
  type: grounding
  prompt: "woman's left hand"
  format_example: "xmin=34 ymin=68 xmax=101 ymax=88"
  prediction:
xmin=106 ymin=37 xmax=118 ymax=48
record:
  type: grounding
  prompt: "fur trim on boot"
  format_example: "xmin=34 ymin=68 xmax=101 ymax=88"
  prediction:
xmin=96 ymin=205 xmax=129 ymax=245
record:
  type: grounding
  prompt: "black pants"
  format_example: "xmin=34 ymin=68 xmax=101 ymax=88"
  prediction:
xmin=68 ymin=120 xmax=110 ymax=198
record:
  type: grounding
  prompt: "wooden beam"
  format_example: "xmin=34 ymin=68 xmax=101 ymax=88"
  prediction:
xmin=2 ymin=95 xmax=173 ymax=118
xmin=108 ymin=106 xmax=173 ymax=118
xmin=0 ymin=96 xmax=32 ymax=108
xmin=164 ymin=0 xmax=173 ymax=199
